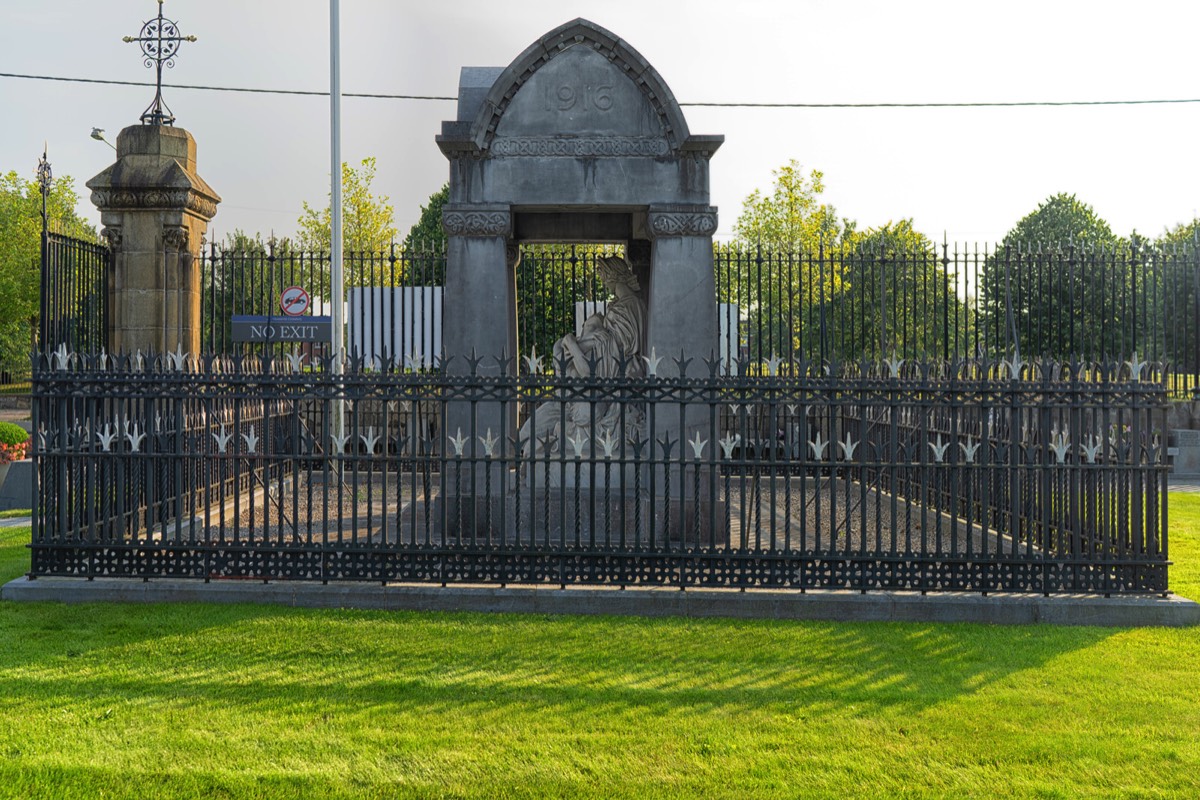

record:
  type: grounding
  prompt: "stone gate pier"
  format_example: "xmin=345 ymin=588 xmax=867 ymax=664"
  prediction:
xmin=87 ymin=124 xmax=220 ymax=355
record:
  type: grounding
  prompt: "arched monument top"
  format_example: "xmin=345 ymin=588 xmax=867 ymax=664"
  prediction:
xmin=466 ymin=18 xmax=692 ymax=154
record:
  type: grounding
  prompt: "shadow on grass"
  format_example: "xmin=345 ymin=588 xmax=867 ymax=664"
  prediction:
xmin=0 ymin=521 xmax=1122 ymax=721
xmin=0 ymin=596 xmax=1114 ymax=723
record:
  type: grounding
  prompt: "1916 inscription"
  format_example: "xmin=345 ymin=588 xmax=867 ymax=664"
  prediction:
xmin=548 ymin=84 xmax=614 ymax=112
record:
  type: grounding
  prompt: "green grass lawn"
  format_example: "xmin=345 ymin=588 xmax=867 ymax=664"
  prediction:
xmin=1 ymin=499 xmax=1199 ymax=799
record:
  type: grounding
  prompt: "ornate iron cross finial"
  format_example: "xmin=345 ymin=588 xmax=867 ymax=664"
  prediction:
xmin=122 ymin=0 xmax=197 ymax=126
xmin=36 ymin=146 xmax=52 ymax=195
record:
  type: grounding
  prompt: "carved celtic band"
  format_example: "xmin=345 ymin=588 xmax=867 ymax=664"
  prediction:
xmin=648 ymin=210 xmax=718 ymax=238
xmin=442 ymin=209 xmax=511 ymax=237
xmin=490 ymin=137 xmax=670 ymax=158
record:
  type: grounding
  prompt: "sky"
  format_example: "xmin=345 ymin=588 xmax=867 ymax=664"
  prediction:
xmin=2 ymin=0 xmax=1198 ymax=248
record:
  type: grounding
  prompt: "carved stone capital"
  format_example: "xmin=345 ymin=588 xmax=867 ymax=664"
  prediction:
xmin=101 ymin=226 xmax=123 ymax=251
xmin=90 ymin=187 xmax=219 ymax=221
xmin=505 ymin=241 xmax=522 ymax=269
xmin=647 ymin=206 xmax=718 ymax=239
xmin=163 ymin=226 xmax=189 ymax=251
xmin=442 ymin=206 xmax=512 ymax=238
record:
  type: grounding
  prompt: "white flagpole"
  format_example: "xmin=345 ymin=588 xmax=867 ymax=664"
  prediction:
xmin=330 ymin=0 xmax=345 ymax=439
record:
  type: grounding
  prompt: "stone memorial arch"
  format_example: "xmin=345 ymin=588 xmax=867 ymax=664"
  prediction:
xmin=438 ymin=18 xmax=722 ymax=478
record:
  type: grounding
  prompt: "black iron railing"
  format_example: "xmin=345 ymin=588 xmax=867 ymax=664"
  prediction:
xmin=39 ymin=234 xmax=1200 ymax=397
xmin=39 ymin=233 xmax=108 ymax=356
xmin=30 ymin=352 xmax=1168 ymax=594
xmin=198 ymin=240 xmax=1200 ymax=397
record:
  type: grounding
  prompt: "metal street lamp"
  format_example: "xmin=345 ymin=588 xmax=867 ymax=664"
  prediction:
xmin=90 ymin=127 xmax=117 ymax=151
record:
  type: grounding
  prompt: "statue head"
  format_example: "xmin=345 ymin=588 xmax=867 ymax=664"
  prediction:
xmin=597 ymin=255 xmax=640 ymax=293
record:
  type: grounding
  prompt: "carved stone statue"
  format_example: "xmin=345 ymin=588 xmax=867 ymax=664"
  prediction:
xmin=520 ymin=255 xmax=647 ymax=477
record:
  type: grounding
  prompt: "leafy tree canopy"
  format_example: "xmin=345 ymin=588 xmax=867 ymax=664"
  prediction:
xmin=403 ymin=184 xmax=448 ymax=252
xmin=733 ymin=160 xmax=855 ymax=251
xmin=848 ymin=219 xmax=935 ymax=253
xmin=297 ymin=157 xmax=397 ymax=253
xmin=982 ymin=194 xmax=1125 ymax=359
xmin=1156 ymin=217 xmax=1200 ymax=250
xmin=998 ymin=193 xmax=1120 ymax=250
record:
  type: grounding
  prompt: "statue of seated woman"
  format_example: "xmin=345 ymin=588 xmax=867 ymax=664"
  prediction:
xmin=519 ymin=255 xmax=647 ymax=473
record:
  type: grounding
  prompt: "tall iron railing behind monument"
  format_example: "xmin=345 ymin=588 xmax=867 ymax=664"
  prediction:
xmin=197 ymin=239 xmax=1199 ymax=396
xmin=5 ymin=229 xmax=105 ymax=397
xmin=37 ymin=232 xmax=109 ymax=357
xmin=714 ymin=241 xmax=1200 ymax=396
xmin=199 ymin=241 xmax=610 ymax=365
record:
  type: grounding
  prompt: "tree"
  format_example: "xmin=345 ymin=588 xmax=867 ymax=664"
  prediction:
xmin=833 ymin=221 xmax=972 ymax=360
xmin=733 ymin=160 xmax=853 ymax=251
xmin=1157 ymin=217 xmax=1200 ymax=249
xmin=402 ymin=184 xmax=448 ymax=252
xmin=296 ymin=157 xmax=400 ymax=295
xmin=979 ymin=193 xmax=1125 ymax=358
xmin=398 ymin=184 xmax=449 ymax=295
xmin=725 ymin=161 xmax=856 ymax=363
xmin=298 ymin=157 xmax=398 ymax=253
xmin=1149 ymin=219 xmax=1200 ymax=371
xmin=202 ymin=230 xmax=308 ymax=351
xmin=0 ymin=169 xmax=96 ymax=368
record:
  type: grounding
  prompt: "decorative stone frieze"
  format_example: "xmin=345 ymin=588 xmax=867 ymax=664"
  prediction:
xmin=490 ymin=136 xmax=669 ymax=158
xmin=91 ymin=187 xmax=219 ymax=220
xmin=442 ymin=208 xmax=512 ymax=238
xmin=647 ymin=207 xmax=718 ymax=238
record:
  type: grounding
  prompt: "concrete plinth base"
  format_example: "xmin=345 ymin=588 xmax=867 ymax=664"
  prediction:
xmin=4 ymin=576 xmax=1197 ymax=627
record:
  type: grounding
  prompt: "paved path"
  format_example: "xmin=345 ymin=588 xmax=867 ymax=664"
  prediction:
xmin=0 ymin=517 xmax=31 ymax=530
xmin=1169 ymin=474 xmax=1200 ymax=494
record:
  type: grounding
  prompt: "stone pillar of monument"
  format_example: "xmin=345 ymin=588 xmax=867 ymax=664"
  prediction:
xmin=439 ymin=204 xmax=517 ymax=530
xmin=441 ymin=203 xmax=516 ymax=378
xmin=645 ymin=205 xmax=719 ymax=377
xmin=86 ymin=124 xmax=220 ymax=356
xmin=645 ymin=205 xmax=722 ymax=541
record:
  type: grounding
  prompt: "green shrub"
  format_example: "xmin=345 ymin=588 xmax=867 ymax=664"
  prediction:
xmin=0 ymin=421 xmax=26 ymax=446
xmin=0 ymin=421 xmax=28 ymax=463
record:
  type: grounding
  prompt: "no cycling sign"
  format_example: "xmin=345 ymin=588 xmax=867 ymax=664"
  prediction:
xmin=279 ymin=285 xmax=310 ymax=316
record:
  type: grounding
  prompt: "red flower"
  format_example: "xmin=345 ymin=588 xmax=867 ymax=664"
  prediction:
xmin=0 ymin=439 xmax=27 ymax=465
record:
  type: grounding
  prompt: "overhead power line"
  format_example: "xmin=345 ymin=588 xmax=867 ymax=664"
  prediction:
xmin=4 ymin=70 xmax=1200 ymax=108
xmin=0 ymin=71 xmax=452 ymax=101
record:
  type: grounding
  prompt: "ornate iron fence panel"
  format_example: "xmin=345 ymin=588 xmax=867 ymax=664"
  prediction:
xmin=29 ymin=353 xmax=1169 ymax=594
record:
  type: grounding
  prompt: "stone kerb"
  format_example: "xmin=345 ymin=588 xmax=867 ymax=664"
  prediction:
xmin=87 ymin=124 xmax=220 ymax=356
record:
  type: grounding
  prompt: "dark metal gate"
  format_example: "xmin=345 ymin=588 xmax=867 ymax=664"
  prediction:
xmin=38 ymin=232 xmax=108 ymax=356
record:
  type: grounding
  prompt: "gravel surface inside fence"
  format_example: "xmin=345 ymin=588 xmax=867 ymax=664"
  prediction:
xmin=170 ymin=470 xmax=1016 ymax=556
